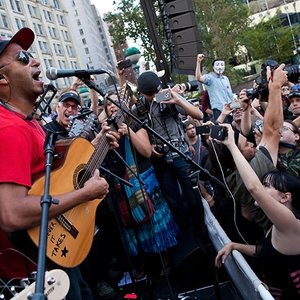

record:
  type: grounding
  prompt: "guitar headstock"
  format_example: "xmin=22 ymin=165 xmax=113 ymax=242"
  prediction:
xmin=1 ymin=269 xmax=70 ymax=300
xmin=68 ymin=111 xmax=98 ymax=138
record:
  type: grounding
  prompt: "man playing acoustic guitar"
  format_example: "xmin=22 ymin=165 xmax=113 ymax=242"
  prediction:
xmin=0 ymin=28 xmax=119 ymax=299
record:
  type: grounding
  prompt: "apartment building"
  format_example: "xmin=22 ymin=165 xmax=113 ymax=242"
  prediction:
xmin=0 ymin=0 xmax=116 ymax=92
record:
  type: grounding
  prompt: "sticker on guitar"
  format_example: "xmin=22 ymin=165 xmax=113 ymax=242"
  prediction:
xmin=0 ymin=269 xmax=70 ymax=300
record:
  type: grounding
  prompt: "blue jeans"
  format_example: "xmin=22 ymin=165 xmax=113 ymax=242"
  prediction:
xmin=152 ymin=155 xmax=202 ymax=231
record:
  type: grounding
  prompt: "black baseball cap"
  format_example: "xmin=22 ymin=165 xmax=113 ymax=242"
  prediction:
xmin=288 ymin=84 xmax=300 ymax=99
xmin=58 ymin=91 xmax=81 ymax=106
xmin=0 ymin=27 xmax=35 ymax=56
xmin=137 ymin=71 xmax=161 ymax=95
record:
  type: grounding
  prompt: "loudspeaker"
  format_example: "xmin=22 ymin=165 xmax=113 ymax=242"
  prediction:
xmin=174 ymin=41 xmax=201 ymax=57
xmin=173 ymin=41 xmax=202 ymax=75
xmin=165 ymin=0 xmax=202 ymax=74
xmin=168 ymin=11 xmax=197 ymax=31
xmin=165 ymin=0 xmax=194 ymax=16
xmin=172 ymin=27 xmax=201 ymax=45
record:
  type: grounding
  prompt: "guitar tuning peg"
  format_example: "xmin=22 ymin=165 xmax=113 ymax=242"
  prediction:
xmin=30 ymin=271 xmax=37 ymax=280
xmin=46 ymin=276 xmax=56 ymax=285
xmin=20 ymin=277 xmax=30 ymax=287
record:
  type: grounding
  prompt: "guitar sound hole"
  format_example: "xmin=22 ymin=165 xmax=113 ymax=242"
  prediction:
xmin=74 ymin=164 xmax=92 ymax=189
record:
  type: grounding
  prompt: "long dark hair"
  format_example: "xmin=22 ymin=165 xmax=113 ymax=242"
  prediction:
xmin=261 ymin=170 xmax=300 ymax=212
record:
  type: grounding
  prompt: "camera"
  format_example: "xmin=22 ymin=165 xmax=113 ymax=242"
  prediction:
xmin=210 ymin=125 xmax=227 ymax=141
xmin=180 ymin=80 xmax=199 ymax=92
xmin=154 ymin=144 xmax=173 ymax=163
xmin=117 ymin=59 xmax=132 ymax=70
xmin=246 ymin=60 xmax=300 ymax=101
xmin=253 ymin=119 xmax=264 ymax=133
xmin=155 ymin=90 xmax=172 ymax=103
xmin=195 ymin=125 xmax=210 ymax=135
xmin=229 ymin=101 xmax=241 ymax=110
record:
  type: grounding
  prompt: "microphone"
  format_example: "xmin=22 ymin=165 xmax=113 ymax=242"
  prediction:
xmin=46 ymin=67 xmax=107 ymax=80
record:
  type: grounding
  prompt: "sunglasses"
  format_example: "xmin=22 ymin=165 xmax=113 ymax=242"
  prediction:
xmin=0 ymin=51 xmax=34 ymax=69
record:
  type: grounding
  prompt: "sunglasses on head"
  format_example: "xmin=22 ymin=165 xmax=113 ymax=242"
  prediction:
xmin=0 ymin=51 xmax=34 ymax=69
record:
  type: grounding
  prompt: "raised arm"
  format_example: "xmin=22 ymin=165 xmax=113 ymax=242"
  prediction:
xmin=195 ymin=54 xmax=206 ymax=82
xmin=220 ymin=124 xmax=300 ymax=244
xmin=258 ymin=64 xmax=287 ymax=165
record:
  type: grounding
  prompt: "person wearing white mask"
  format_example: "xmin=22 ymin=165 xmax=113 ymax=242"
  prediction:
xmin=195 ymin=54 xmax=233 ymax=121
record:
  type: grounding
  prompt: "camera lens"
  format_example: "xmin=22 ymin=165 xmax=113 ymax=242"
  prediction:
xmin=184 ymin=80 xmax=199 ymax=92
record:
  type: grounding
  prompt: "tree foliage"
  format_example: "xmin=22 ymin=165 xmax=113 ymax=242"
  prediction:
xmin=242 ymin=13 xmax=299 ymax=64
xmin=194 ymin=0 xmax=251 ymax=84
xmin=104 ymin=0 xmax=155 ymax=62
xmin=103 ymin=0 xmax=299 ymax=83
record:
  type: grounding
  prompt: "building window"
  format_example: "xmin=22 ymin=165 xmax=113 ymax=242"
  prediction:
xmin=0 ymin=1 xmax=3 ymax=7
xmin=33 ymin=23 xmax=43 ymax=35
xmin=48 ymin=26 xmax=57 ymax=38
xmin=43 ymin=10 xmax=52 ymax=22
xmin=53 ymin=0 xmax=60 ymax=9
xmin=15 ymin=18 xmax=26 ymax=30
xmin=77 ymin=19 xmax=81 ymax=26
xmin=66 ymin=45 xmax=74 ymax=56
xmin=0 ymin=14 xmax=8 ymax=28
xmin=57 ymin=14 xmax=65 ymax=25
xmin=82 ymin=38 xmax=86 ymax=45
xmin=85 ymin=48 xmax=89 ymax=54
xmin=54 ymin=43 xmax=62 ymax=55
xmin=70 ymin=61 xmax=77 ymax=69
xmin=39 ymin=41 xmax=50 ymax=53
xmin=27 ymin=5 xmax=39 ymax=18
xmin=10 ymin=0 xmax=22 ymax=12
xmin=79 ymin=28 xmax=84 ymax=35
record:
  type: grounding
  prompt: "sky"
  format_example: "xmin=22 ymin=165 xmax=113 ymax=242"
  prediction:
xmin=90 ymin=0 xmax=115 ymax=16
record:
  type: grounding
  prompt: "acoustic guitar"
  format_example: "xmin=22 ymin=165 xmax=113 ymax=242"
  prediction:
xmin=28 ymin=88 xmax=130 ymax=268
xmin=27 ymin=135 xmax=111 ymax=268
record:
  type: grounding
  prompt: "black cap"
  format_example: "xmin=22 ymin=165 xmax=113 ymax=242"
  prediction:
xmin=288 ymin=84 xmax=300 ymax=99
xmin=0 ymin=28 xmax=35 ymax=57
xmin=58 ymin=91 xmax=81 ymax=106
xmin=137 ymin=71 xmax=161 ymax=95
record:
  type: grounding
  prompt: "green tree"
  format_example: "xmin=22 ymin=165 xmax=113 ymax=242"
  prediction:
xmin=194 ymin=0 xmax=251 ymax=84
xmin=104 ymin=0 xmax=156 ymax=62
xmin=242 ymin=13 xmax=299 ymax=64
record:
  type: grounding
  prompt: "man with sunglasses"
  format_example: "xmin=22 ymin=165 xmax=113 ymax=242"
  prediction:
xmin=0 ymin=28 xmax=118 ymax=299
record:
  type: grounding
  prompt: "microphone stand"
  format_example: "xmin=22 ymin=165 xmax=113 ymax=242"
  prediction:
xmin=31 ymin=131 xmax=59 ymax=300
xmin=80 ymin=76 xmax=225 ymax=190
xmin=81 ymin=76 xmax=225 ymax=300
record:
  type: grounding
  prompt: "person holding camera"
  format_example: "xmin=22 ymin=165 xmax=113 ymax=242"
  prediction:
xmin=215 ymin=122 xmax=300 ymax=300
xmin=225 ymin=64 xmax=288 ymax=231
xmin=195 ymin=54 xmax=233 ymax=121
xmin=133 ymin=71 xmax=203 ymax=232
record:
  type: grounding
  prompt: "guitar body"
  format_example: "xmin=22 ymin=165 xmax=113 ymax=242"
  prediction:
xmin=12 ymin=269 xmax=70 ymax=300
xmin=28 ymin=137 xmax=102 ymax=268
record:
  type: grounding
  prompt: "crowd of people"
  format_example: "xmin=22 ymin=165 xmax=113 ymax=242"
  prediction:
xmin=0 ymin=27 xmax=300 ymax=300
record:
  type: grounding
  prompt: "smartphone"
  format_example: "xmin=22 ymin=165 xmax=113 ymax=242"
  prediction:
xmin=155 ymin=90 xmax=172 ymax=103
xmin=210 ymin=125 xmax=227 ymax=141
xmin=229 ymin=101 xmax=241 ymax=110
xmin=195 ymin=125 xmax=210 ymax=135
xmin=117 ymin=59 xmax=132 ymax=70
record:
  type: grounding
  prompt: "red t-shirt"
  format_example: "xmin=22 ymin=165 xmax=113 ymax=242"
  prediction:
xmin=0 ymin=105 xmax=45 ymax=279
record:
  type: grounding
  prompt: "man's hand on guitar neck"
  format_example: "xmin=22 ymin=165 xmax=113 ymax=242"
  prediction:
xmin=91 ymin=122 xmax=120 ymax=149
